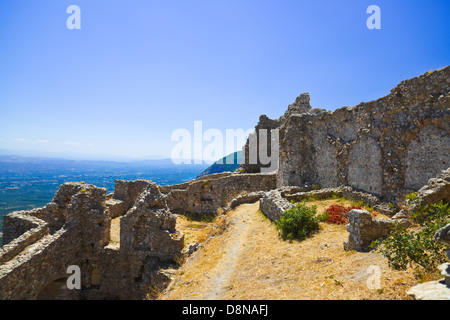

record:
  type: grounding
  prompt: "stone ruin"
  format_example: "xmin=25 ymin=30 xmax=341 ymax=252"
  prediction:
xmin=0 ymin=181 xmax=183 ymax=300
xmin=241 ymin=66 xmax=450 ymax=203
xmin=0 ymin=66 xmax=449 ymax=299
xmin=0 ymin=173 xmax=276 ymax=299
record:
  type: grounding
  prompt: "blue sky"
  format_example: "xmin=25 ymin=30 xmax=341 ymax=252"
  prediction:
xmin=0 ymin=0 xmax=448 ymax=160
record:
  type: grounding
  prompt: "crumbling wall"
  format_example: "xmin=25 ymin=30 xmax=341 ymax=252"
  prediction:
xmin=113 ymin=180 xmax=153 ymax=212
xmin=348 ymin=135 xmax=383 ymax=196
xmin=0 ymin=228 xmax=79 ymax=300
xmin=313 ymin=134 xmax=339 ymax=188
xmin=0 ymin=181 xmax=184 ymax=300
xmin=120 ymin=183 xmax=183 ymax=259
xmin=164 ymin=172 xmax=277 ymax=215
xmin=259 ymin=190 xmax=294 ymax=222
xmin=242 ymin=67 xmax=450 ymax=202
xmin=343 ymin=209 xmax=394 ymax=252
xmin=405 ymin=125 xmax=450 ymax=190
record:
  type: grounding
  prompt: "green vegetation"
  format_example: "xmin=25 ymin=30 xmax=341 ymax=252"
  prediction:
xmin=371 ymin=200 xmax=449 ymax=278
xmin=185 ymin=211 xmax=217 ymax=223
xmin=301 ymin=192 xmax=374 ymax=213
xmin=276 ymin=203 xmax=320 ymax=240
xmin=316 ymin=211 xmax=330 ymax=223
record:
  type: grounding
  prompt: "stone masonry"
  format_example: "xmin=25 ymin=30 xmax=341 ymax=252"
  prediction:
xmin=0 ymin=172 xmax=277 ymax=299
xmin=241 ymin=66 xmax=450 ymax=203
xmin=0 ymin=182 xmax=183 ymax=300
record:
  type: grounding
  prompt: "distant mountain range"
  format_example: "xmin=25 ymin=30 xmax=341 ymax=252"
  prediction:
xmin=0 ymin=148 xmax=169 ymax=162
xmin=0 ymin=154 xmax=210 ymax=169
xmin=197 ymin=151 xmax=243 ymax=178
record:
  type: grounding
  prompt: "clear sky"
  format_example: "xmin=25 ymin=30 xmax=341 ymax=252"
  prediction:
xmin=0 ymin=0 xmax=448 ymax=161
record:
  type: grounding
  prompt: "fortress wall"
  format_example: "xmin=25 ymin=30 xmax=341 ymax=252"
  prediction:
xmin=347 ymin=135 xmax=383 ymax=196
xmin=313 ymin=133 xmax=339 ymax=188
xmin=0 ymin=181 xmax=185 ymax=300
xmin=1 ymin=212 xmax=47 ymax=246
xmin=0 ymin=228 xmax=78 ymax=300
xmin=0 ymin=216 xmax=48 ymax=265
xmin=164 ymin=173 xmax=277 ymax=215
xmin=101 ymin=173 xmax=277 ymax=219
xmin=262 ymin=67 xmax=450 ymax=201
xmin=113 ymin=180 xmax=153 ymax=212
xmin=405 ymin=124 xmax=450 ymax=190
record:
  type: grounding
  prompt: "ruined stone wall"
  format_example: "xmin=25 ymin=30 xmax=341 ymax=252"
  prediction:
xmin=1 ymin=213 xmax=47 ymax=246
xmin=1 ymin=67 xmax=448 ymax=299
xmin=0 ymin=181 xmax=184 ymax=300
xmin=163 ymin=172 xmax=277 ymax=215
xmin=0 ymin=228 xmax=79 ymax=299
xmin=242 ymin=67 xmax=450 ymax=202
xmin=0 ymin=214 xmax=49 ymax=265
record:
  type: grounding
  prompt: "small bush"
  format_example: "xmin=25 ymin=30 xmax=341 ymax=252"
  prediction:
xmin=325 ymin=204 xmax=362 ymax=224
xmin=372 ymin=200 xmax=449 ymax=275
xmin=185 ymin=212 xmax=216 ymax=222
xmin=316 ymin=211 xmax=330 ymax=222
xmin=405 ymin=192 xmax=420 ymax=206
xmin=276 ymin=203 xmax=319 ymax=240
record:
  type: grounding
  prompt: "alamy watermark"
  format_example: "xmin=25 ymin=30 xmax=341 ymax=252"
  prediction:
xmin=67 ymin=5 xmax=81 ymax=30
xmin=170 ymin=121 xmax=279 ymax=173
xmin=367 ymin=5 xmax=381 ymax=30
xmin=65 ymin=5 xmax=381 ymax=31
xmin=66 ymin=265 xmax=81 ymax=289
xmin=366 ymin=265 xmax=382 ymax=290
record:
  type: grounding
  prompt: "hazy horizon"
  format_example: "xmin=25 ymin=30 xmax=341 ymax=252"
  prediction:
xmin=1 ymin=1 xmax=449 ymax=160
xmin=0 ymin=148 xmax=231 ymax=164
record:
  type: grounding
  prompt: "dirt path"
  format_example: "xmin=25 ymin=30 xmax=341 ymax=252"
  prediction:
xmin=161 ymin=201 xmax=418 ymax=300
xmin=161 ymin=202 xmax=255 ymax=300
xmin=203 ymin=207 xmax=249 ymax=299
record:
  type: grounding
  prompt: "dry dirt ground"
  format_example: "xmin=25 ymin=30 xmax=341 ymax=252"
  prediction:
xmin=159 ymin=201 xmax=422 ymax=300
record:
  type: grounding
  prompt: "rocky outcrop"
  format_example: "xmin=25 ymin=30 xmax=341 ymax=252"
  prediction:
xmin=392 ymin=167 xmax=450 ymax=223
xmin=417 ymin=167 xmax=450 ymax=206
xmin=197 ymin=151 xmax=242 ymax=178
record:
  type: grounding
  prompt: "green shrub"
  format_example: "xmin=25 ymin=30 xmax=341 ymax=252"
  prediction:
xmin=185 ymin=211 xmax=216 ymax=222
xmin=276 ymin=203 xmax=320 ymax=240
xmin=371 ymin=200 xmax=449 ymax=274
xmin=316 ymin=211 xmax=330 ymax=222
xmin=405 ymin=192 xmax=420 ymax=206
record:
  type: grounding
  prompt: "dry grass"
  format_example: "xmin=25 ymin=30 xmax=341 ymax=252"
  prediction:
xmin=162 ymin=210 xmax=237 ymax=299
xmin=161 ymin=200 xmax=421 ymax=300
xmin=175 ymin=213 xmax=230 ymax=248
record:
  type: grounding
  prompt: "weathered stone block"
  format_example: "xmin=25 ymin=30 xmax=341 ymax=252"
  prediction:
xmin=259 ymin=190 xmax=294 ymax=222
xmin=344 ymin=209 xmax=393 ymax=252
